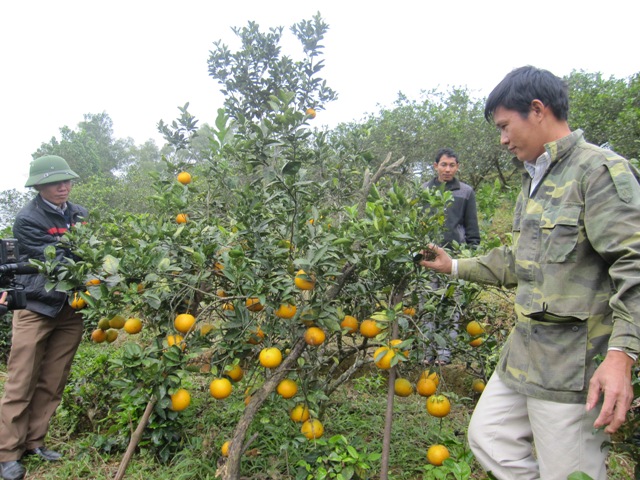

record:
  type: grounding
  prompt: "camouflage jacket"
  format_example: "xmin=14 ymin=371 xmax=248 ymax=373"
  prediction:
xmin=458 ymin=130 xmax=640 ymax=403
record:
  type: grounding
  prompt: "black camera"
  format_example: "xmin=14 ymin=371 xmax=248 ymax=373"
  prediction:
xmin=0 ymin=238 xmax=30 ymax=311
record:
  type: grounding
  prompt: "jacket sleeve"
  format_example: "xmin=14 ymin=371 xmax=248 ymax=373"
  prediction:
xmin=13 ymin=211 xmax=69 ymax=264
xmin=583 ymin=161 xmax=640 ymax=354
xmin=457 ymin=245 xmax=518 ymax=288
xmin=464 ymin=190 xmax=481 ymax=246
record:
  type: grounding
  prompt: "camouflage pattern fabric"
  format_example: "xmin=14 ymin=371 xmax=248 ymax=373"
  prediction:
xmin=458 ymin=130 xmax=640 ymax=403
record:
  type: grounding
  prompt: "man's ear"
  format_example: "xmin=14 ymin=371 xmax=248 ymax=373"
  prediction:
xmin=530 ymin=99 xmax=546 ymax=118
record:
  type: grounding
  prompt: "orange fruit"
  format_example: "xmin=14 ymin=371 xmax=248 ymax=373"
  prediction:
xmin=170 ymin=388 xmax=191 ymax=411
xmin=91 ymin=329 xmax=106 ymax=343
xmin=416 ymin=378 xmax=437 ymax=397
xmin=402 ymin=306 xmax=416 ymax=317
xmin=222 ymin=302 xmax=235 ymax=311
xmin=216 ymin=288 xmax=228 ymax=298
xmin=420 ymin=370 xmax=440 ymax=387
xmin=275 ymin=303 xmax=297 ymax=319
xmin=200 ymin=323 xmax=215 ymax=335
xmin=305 ymin=108 xmax=317 ymax=118
xmin=290 ymin=404 xmax=310 ymax=423
xmin=209 ymin=378 xmax=233 ymax=400
xmin=86 ymin=278 xmax=101 ymax=286
xmin=246 ymin=326 xmax=265 ymax=345
xmin=294 ymin=270 xmax=315 ymax=290
xmin=304 ymin=327 xmax=326 ymax=346
xmin=174 ymin=313 xmax=196 ymax=333
xmin=276 ymin=379 xmax=298 ymax=399
xmin=221 ymin=440 xmax=231 ymax=457
xmin=472 ymin=378 xmax=486 ymax=393
xmin=124 ymin=317 xmax=142 ymax=334
xmin=225 ymin=364 xmax=244 ymax=382
xmin=466 ymin=320 xmax=485 ymax=337
xmin=167 ymin=334 xmax=185 ymax=349
xmin=245 ymin=297 xmax=264 ymax=312
xmin=177 ymin=171 xmax=192 ymax=185
xmin=394 ymin=378 xmax=413 ymax=397
xmin=427 ymin=444 xmax=450 ymax=466
xmin=259 ymin=347 xmax=282 ymax=368
xmin=109 ymin=314 xmax=126 ymax=329
xmin=70 ymin=292 xmax=87 ymax=310
xmin=301 ymin=419 xmax=324 ymax=439
xmin=340 ymin=315 xmax=359 ymax=334
xmin=373 ymin=346 xmax=395 ymax=369
xmin=426 ymin=394 xmax=451 ymax=418
xmin=360 ymin=319 xmax=382 ymax=338
xmin=300 ymin=309 xmax=317 ymax=326
xmin=97 ymin=317 xmax=111 ymax=330
xmin=390 ymin=338 xmax=409 ymax=358
xmin=176 ymin=213 xmax=188 ymax=224
xmin=469 ymin=337 xmax=485 ymax=347
xmin=105 ymin=328 xmax=119 ymax=343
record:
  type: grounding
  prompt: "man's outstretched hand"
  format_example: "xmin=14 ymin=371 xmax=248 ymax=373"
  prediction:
xmin=418 ymin=245 xmax=453 ymax=274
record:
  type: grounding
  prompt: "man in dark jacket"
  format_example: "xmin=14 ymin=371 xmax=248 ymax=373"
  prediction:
xmin=422 ymin=148 xmax=480 ymax=365
xmin=423 ymin=148 xmax=480 ymax=247
xmin=0 ymin=155 xmax=87 ymax=480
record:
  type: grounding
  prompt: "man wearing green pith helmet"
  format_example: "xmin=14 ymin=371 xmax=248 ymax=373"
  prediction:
xmin=0 ymin=155 xmax=88 ymax=480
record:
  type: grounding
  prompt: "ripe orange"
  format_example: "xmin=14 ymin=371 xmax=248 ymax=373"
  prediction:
xmin=276 ymin=379 xmax=298 ymax=399
xmin=167 ymin=334 xmax=185 ymax=349
xmin=124 ymin=317 xmax=142 ymax=334
xmin=466 ymin=320 xmax=485 ymax=337
xmin=259 ymin=347 xmax=282 ymax=368
xmin=340 ymin=315 xmax=359 ymax=334
xmin=294 ymin=270 xmax=316 ymax=290
xmin=304 ymin=327 xmax=326 ymax=346
xmin=86 ymin=278 xmax=101 ymax=286
xmin=177 ymin=171 xmax=192 ymax=185
xmin=174 ymin=313 xmax=196 ymax=333
xmin=427 ymin=444 xmax=450 ymax=466
xmin=275 ymin=303 xmax=297 ymax=319
xmin=216 ymin=288 xmax=228 ymax=298
xmin=373 ymin=346 xmax=395 ymax=369
xmin=469 ymin=337 xmax=485 ymax=347
xmin=416 ymin=378 xmax=438 ymax=397
xmin=246 ymin=326 xmax=265 ymax=345
xmin=91 ymin=329 xmax=106 ymax=343
xmin=176 ymin=213 xmax=188 ymax=224
xmin=305 ymin=108 xmax=317 ymax=119
xmin=70 ymin=292 xmax=87 ymax=310
xmin=301 ymin=418 xmax=324 ymax=439
xmin=222 ymin=302 xmax=235 ymax=311
xmin=472 ymin=378 xmax=486 ymax=393
xmin=390 ymin=338 xmax=409 ymax=358
xmin=420 ymin=370 xmax=440 ymax=387
xmin=225 ymin=364 xmax=244 ymax=382
xmin=221 ymin=440 xmax=231 ymax=457
xmin=109 ymin=315 xmax=126 ymax=329
xmin=394 ymin=378 xmax=413 ymax=397
xmin=245 ymin=297 xmax=264 ymax=312
xmin=209 ymin=378 xmax=233 ymax=400
xmin=402 ymin=306 xmax=416 ymax=317
xmin=200 ymin=323 xmax=215 ymax=335
xmin=426 ymin=394 xmax=451 ymax=418
xmin=170 ymin=388 xmax=191 ymax=411
xmin=105 ymin=329 xmax=119 ymax=343
xmin=360 ymin=319 xmax=382 ymax=338
xmin=290 ymin=404 xmax=310 ymax=423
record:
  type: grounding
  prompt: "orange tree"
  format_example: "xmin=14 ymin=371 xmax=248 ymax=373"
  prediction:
xmin=36 ymin=15 xmax=498 ymax=478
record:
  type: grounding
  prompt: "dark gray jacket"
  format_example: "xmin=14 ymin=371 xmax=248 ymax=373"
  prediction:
xmin=424 ymin=177 xmax=480 ymax=247
xmin=13 ymin=195 xmax=88 ymax=318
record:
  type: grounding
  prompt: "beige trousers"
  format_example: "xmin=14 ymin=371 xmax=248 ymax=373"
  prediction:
xmin=468 ymin=373 xmax=609 ymax=480
xmin=0 ymin=305 xmax=83 ymax=461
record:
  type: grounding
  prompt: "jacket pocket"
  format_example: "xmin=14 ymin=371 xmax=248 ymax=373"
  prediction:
xmin=539 ymin=204 xmax=582 ymax=263
xmin=528 ymin=320 xmax=587 ymax=392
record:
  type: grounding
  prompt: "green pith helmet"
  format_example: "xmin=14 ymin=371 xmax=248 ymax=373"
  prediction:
xmin=24 ymin=155 xmax=80 ymax=187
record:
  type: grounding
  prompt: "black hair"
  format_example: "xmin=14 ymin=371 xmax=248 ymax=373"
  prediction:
xmin=484 ymin=66 xmax=569 ymax=122
xmin=434 ymin=148 xmax=459 ymax=164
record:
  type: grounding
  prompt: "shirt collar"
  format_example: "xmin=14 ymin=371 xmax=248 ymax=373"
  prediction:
xmin=40 ymin=195 xmax=68 ymax=215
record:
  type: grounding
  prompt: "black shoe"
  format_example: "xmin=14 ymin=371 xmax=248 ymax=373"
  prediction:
xmin=0 ymin=461 xmax=25 ymax=480
xmin=24 ymin=447 xmax=62 ymax=461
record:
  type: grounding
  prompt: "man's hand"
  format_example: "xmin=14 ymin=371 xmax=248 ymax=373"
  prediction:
xmin=586 ymin=349 xmax=635 ymax=434
xmin=418 ymin=245 xmax=453 ymax=274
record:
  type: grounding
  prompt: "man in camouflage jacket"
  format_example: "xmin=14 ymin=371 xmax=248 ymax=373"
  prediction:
xmin=421 ymin=66 xmax=639 ymax=480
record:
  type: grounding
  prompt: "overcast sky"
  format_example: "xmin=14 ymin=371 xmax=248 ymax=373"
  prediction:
xmin=1 ymin=0 xmax=638 ymax=191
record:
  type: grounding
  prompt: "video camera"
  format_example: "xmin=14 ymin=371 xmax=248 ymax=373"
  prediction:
xmin=0 ymin=239 xmax=39 ymax=311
